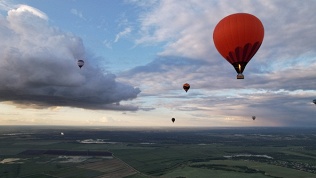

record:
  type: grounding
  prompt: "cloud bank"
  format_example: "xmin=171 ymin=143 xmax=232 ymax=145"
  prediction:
xmin=121 ymin=0 xmax=316 ymax=126
xmin=0 ymin=5 xmax=140 ymax=110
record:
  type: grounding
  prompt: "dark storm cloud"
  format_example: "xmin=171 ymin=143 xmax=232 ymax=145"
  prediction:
xmin=0 ymin=5 xmax=140 ymax=110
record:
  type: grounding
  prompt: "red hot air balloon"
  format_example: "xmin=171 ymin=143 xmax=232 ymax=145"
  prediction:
xmin=213 ymin=13 xmax=264 ymax=79
xmin=183 ymin=83 xmax=190 ymax=92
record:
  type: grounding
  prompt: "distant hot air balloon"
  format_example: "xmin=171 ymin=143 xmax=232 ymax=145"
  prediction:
xmin=171 ymin=118 xmax=175 ymax=123
xmin=252 ymin=116 xmax=256 ymax=120
xmin=213 ymin=13 xmax=264 ymax=79
xmin=313 ymin=99 xmax=316 ymax=105
xmin=183 ymin=83 xmax=190 ymax=92
xmin=77 ymin=59 xmax=84 ymax=68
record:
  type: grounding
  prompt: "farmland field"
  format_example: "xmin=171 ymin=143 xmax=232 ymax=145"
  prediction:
xmin=0 ymin=126 xmax=316 ymax=178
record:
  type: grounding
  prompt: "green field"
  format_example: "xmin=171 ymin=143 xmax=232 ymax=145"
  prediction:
xmin=113 ymin=144 xmax=316 ymax=178
xmin=1 ymin=126 xmax=316 ymax=178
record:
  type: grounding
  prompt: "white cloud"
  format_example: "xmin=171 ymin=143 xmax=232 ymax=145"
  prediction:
xmin=0 ymin=0 xmax=12 ymax=11
xmin=103 ymin=39 xmax=112 ymax=49
xmin=119 ymin=0 xmax=316 ymax=126
xmin=70 ymin=8 xmax=85 ymax=20
xmin=10 ymin=5 xmax=48 ymax=20
xmin=114 ymin=27 xmax=132 ymax=43
xmin=134 ymin=0 xmax=316 ymax=62
xmin=128 ymin=0 xmax=316 ymax=92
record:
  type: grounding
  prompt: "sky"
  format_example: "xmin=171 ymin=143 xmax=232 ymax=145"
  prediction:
xmin=0 ymin=0 xmax=315 ymax=127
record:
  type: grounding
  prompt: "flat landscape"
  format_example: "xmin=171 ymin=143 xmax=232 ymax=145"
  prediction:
xmin=1 ymin=126 xmax=316 ymax=178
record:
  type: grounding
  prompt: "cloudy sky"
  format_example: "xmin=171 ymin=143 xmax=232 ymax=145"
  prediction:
xmin=0 ymin=0 xmax=315 ymax=127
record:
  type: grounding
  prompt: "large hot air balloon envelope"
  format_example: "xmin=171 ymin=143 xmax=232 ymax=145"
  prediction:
xmin=171 ymin=118 xmax=175 ymax=123
xmin=77 ymin=59 xmax=84 ymax=68
xmin=213 ymin=13 xmax=264 ymax=79
xmin=313 ymin=99 xmax=316 ymax=105
xmin=252 ymin=116 xmax=256 ymax=120
xmin=183 ymin=83 xmax=190 ymax=92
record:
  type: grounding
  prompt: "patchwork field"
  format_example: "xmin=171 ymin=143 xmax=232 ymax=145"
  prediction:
xmin=1 ymin=126 xmax=316 ymax=178
xmin=78 ymin=158 xmax=137 ymax=178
